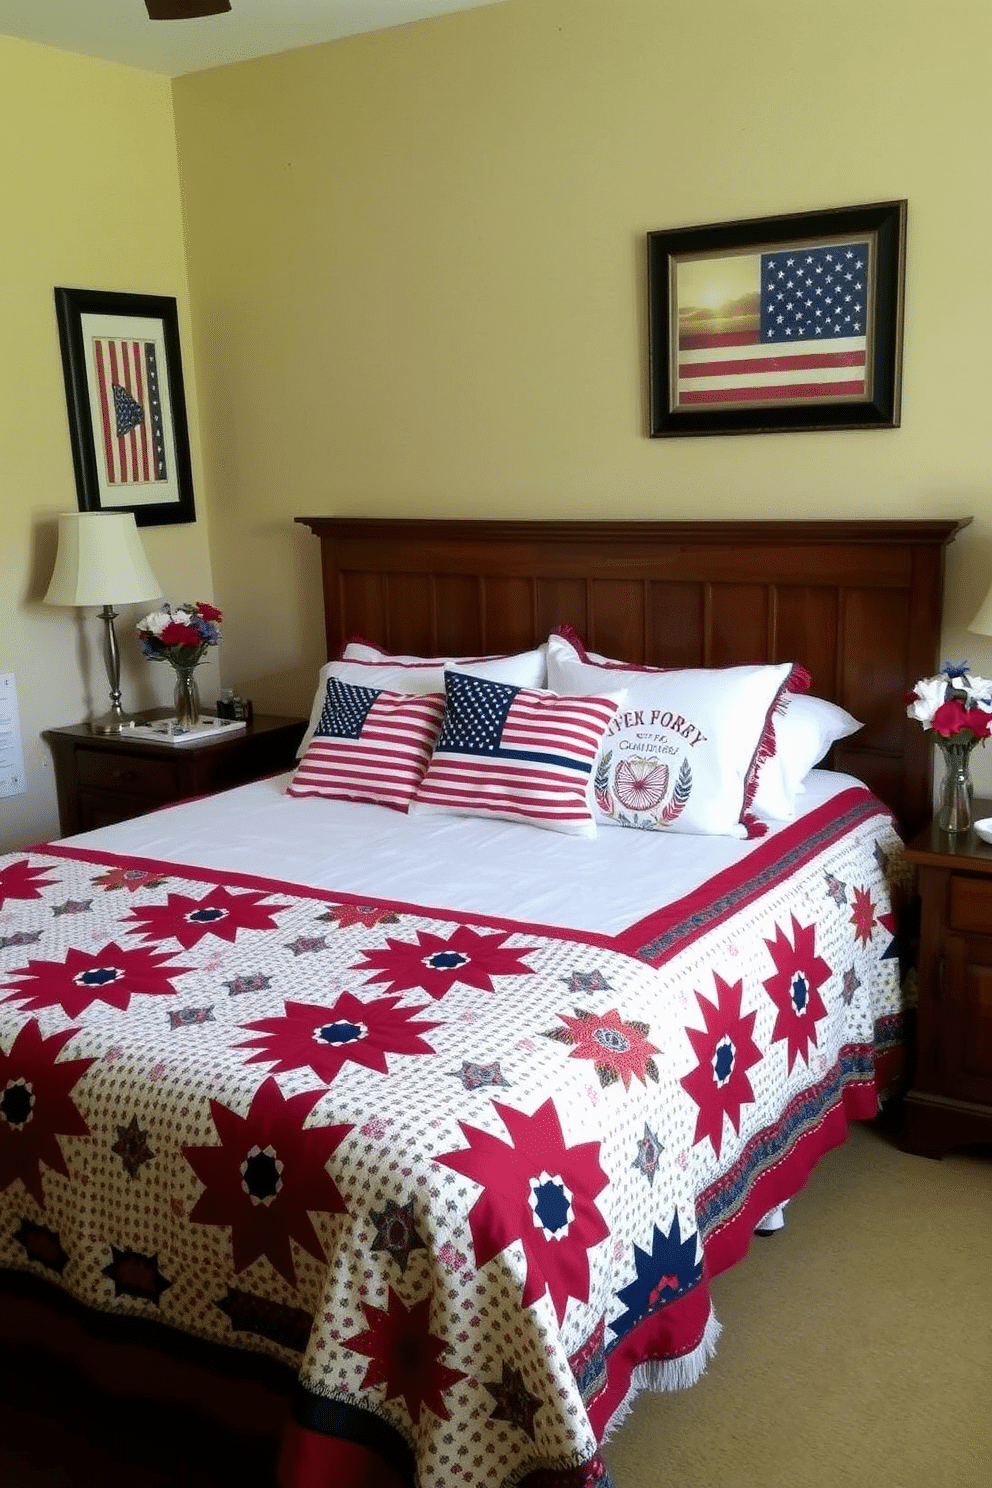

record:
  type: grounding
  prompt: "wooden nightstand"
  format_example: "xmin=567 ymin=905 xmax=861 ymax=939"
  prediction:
xmin=44 ymin=711 xmax=307 ymax=837
xmin=901 ymin=804 xmax=992 ymax=1157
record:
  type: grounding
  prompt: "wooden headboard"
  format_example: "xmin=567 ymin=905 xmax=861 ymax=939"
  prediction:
xmin=296 ymin=516 xmax=968 ymax=838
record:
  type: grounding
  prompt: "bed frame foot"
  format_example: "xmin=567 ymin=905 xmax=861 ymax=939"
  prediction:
xmin=754 ymin=1203 xmax=787 ymax=1236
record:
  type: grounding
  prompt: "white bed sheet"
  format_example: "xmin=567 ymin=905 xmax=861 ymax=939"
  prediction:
xmin=63 ymin=768 xmax=865 ymax=938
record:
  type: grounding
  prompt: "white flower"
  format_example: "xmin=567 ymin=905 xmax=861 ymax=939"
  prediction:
xmin=960 ymin=673 xmax=992 ymax=711
xmin=905 ymin=674 xmax=947 ymax=728
xmin=136 ymin=608 xmax=173 ymax=637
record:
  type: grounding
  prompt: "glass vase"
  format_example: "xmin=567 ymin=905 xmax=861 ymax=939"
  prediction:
xmin=936 ymin=736 xmax=975 ymax=834
xmin=172 ymin=665 xmax=201 ymax=730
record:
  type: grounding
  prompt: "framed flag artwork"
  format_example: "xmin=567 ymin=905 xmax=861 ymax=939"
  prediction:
xmin=647 ymin=199 xmax=906 ymax=437
xmin=54 ymin=287 xmax=196 ymax=525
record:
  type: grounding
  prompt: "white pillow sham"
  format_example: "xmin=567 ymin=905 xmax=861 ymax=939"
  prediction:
xmin=297 ymin=644 xmax=547 ymax=758
xmin=751 ymin=694 xmax=862 ymax=820
xmin=342 ymin=638 xmax=547 ymax=686
xmin=546 ymin=630 xmax=806 ymax=839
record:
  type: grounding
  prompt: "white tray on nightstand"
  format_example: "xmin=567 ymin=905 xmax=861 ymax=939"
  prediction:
xmin=114 ymin=717 xmax=248 ymax=748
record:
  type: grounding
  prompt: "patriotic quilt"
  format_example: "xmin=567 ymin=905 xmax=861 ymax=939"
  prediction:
xmin=0 ymin=787 xmax=902 ymax=1488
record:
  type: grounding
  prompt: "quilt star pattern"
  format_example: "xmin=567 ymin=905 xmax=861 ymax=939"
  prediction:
xmin=0 ymin=788 xmax=902 ymax=1488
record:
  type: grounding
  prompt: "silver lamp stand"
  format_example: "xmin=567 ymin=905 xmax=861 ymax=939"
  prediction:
xmin=44 ymin=512 xmax=163 ymax=733
xmin=92 ymin=603 xmax=131 ymax=734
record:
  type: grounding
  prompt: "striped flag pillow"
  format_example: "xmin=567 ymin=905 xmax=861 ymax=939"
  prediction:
xmin=411 ymin=670 xmax=623 ymax=836
xmin=287 ymin=677 xmax=445 ymax=811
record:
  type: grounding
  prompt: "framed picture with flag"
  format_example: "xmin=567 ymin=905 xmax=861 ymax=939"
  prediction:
xmin=647 ymin=199 xmax=906 ymax=437
xmin=54 ymin=286 xmax=196 ymax=525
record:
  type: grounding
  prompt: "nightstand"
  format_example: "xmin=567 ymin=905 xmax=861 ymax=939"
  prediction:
xmin=901 ymin=804 xmax=992 ymax=1157
xmin=44 ymin=710 xmax=307 ymax=837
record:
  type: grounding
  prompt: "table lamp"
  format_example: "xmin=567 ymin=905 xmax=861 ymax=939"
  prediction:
xmin=969 ymin=581 xmax=992 ymax=640
xmin=44 ymin=511 xmax=163 ymax=734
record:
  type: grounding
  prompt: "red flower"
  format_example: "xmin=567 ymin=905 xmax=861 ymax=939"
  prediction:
xmin=197 ymin=601 xmax=223 ymax=621
xmin=762 ymin=915 xmax=831 ymax=1074
xmin=681 ymin=975 xmax=763 ymax=1157
xmin=183 ymin=1077 xmax=350 ymax=1286
xmin=0 ymin=1020 xmax=93 ymax=1206
xmin=121 ymin=886 xmax=290 ymax=950
xmin=932 ymin=699 xmax=992 ymax=739
xmin=343 ymin=1288 xmax=467 ymax=1424
xmin=235 ymin=991 xmax=441 ymax=1083
xmin=436 ymin=1098 xmax=609 ymax=1323
xmin=1 ymin=941 xmax=191 ymax=1017
xmin=159 ymin=620 xmax=204 ymax=648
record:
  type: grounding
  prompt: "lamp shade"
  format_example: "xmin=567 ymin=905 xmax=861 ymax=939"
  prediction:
xmin=969 ymin=581 xmax=992 ymax=638
xmin=44 ymin=511 xmax=162 ymax=608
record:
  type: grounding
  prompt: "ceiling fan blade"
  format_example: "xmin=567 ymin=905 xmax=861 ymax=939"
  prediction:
xmin=145 ymin=0 xmax=232 ymax=18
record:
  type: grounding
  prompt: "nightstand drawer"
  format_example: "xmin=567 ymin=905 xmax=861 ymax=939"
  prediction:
xmin=75 ymin=747 xmax=179 ymax=799
xmin=949 ymin=874 xmax=992 ymax=935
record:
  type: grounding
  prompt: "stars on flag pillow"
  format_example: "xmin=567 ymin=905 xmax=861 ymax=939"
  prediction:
xmin=410 ymin=669 xmax=623 ymax=837
xmin=287 ymin=677 xmax=445 ymax=811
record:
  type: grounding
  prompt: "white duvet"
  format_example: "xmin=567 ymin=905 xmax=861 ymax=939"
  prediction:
xmin=64 ymin=767 xmax=864 ymax=937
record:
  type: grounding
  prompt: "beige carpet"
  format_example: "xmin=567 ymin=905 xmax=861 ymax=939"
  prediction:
xmin=602 ymin=1119 xmax=992 ymax=1488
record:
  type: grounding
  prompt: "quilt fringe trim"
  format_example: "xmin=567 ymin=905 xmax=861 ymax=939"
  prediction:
xmin=601 ymin=1305 xmax=723 ymax=1442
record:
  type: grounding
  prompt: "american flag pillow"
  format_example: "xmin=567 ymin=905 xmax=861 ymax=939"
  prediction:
xmin=287 ymin=677 xmax=445 ymax=811
xmin=410 ymin=670 xmax=623 ymax=836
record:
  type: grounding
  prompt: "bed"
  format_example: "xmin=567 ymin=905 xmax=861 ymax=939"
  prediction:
xmin=0 ymin=517 xmax=965 ymax=1488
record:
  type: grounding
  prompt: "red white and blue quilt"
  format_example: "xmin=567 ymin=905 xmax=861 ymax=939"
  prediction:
xmin=0 ymin=787 xmax=902 ymax=1488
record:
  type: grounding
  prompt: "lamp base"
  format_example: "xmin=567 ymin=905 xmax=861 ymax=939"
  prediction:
xmin=90 ymin=705 xmax=137 ymax=736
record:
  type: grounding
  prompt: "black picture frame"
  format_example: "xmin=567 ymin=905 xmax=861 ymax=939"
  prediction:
xmin=54 ymin=286 xmax=196 ymax=526
xmin=647 ymin=200 xmax=906 ymax=438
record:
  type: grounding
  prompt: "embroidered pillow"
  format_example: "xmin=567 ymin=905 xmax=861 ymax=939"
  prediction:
xmin=751 ymin=694 xmax=863 ymax=820
xmin=410 ymin=669 xmax=623 ymax=837
xmin=297 ymin=645 xmax=547 ymax=758
xmin=546 ymin=631 xmax=804 ymax=839
xmin=287 ymin=677 xmax=445 ymax=811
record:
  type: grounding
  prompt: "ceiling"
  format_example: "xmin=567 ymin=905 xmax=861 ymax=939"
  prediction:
xmin=0 ymin=0 xmax=506 ymax=77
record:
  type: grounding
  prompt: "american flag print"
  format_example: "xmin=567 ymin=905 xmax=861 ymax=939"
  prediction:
xmin=92 ymin=337 xmax=169 ymax=485
xmin=287 ymin=678 xmax=446 ymax=811
xmin=675 ymin=238 xmax=871 ymax=410
xmin=413 ymin=671 xmax=620 ymax=834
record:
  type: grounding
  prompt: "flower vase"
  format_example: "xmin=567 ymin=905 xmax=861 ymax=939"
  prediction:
xmin=172 ymin=665 xmax=201 ymax=730
xmin=936 ymin=735 xmax=976 ymax=834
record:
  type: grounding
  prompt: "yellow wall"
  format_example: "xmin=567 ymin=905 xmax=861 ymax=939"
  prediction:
xmin=5 ymin=0 xmax=992 ymax=852
xmin=0 ymin=37 xmax=215 ymax=849
xmin=172 ymin=0 xmax=992 ymax=791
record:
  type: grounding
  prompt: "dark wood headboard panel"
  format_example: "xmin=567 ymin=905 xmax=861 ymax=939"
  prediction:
xmin=296 ymin=516 xmax=968 ymax=838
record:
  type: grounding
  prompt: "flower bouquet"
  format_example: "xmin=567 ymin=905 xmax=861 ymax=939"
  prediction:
xmin=905 ymin=663 xmax=992 ymax=832
xmin=136 ymin=601 xmax=222 ymax=728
